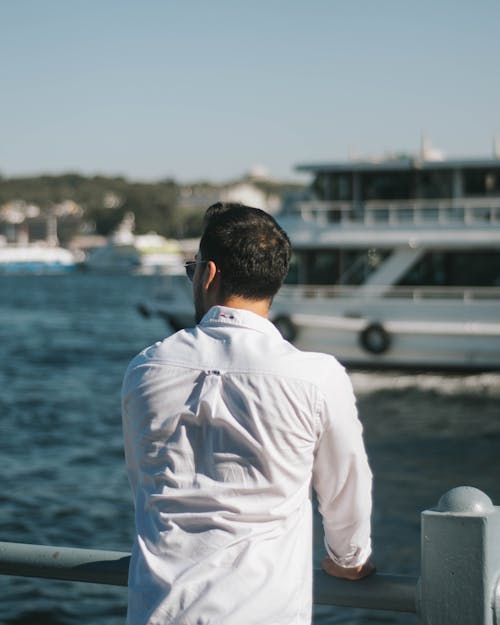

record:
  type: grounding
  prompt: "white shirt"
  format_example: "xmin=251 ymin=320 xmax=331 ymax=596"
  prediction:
xmin=122 ymin=306 xmax=372 ymax=625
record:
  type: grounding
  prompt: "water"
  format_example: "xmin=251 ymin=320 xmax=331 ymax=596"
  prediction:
xmin=1 ymin=274 xmax=499 ymax=625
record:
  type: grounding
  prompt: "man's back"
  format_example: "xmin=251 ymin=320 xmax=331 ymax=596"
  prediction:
xmin=122 ymin=306 xmax=371 ymax=625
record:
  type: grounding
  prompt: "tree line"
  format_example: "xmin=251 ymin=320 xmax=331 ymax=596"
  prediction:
xmin=0 ymin=173 xmax=303 ymax=244
xmin=0 ymin=173 xmax=187 ymax=242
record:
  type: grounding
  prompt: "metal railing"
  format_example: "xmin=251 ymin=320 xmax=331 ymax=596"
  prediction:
xmin=290 ymin=199 xmax=500 ymax=226
xmin=279 ymin=283 xmax=500 ymax=302
xmin=1 ymin=487 xmax=499 ymax=624
xmin=0 ymin=541 xmax=416 ymax=613
xmin=0 ymin=542 xmax=129 ymax=586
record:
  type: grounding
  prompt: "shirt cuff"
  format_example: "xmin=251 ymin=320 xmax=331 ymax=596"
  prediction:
xmin=324 ymin=535 xmax=371 ymax=569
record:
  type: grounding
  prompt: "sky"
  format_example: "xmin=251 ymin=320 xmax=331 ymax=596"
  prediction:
xmin=1 ymin=0 xmax=499 ymax=183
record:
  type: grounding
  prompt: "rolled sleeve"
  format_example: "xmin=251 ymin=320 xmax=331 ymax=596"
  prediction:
xmin=312 ymin=368 xmax=372 ymax=568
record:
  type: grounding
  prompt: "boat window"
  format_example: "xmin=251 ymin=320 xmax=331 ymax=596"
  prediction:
xmin=398 ymin=251 xmax=500 ymax=287
xmin=285 ymin=248 xmax=390 ymax=285
xmin=463 ymin=169 xmax=500 ymax=196
xmin=285 ymin=252 xmax=301 ymax=284
xmin=361 ymin=171 xmax=414 ymax=200
xmin=284 ymin=250 xmax=339 ymax=285
xmin=312 ymin=173 xmax=352 ymax=202
xmin=416 ymin=170 xmax=453 ymax=199
xmin=339 ymin=249 xmax=390 ymax=285
xmin=312 ymin=174 xmax=329 ymax=201
xmin=306 ymin=251 xmax=340 ymax=284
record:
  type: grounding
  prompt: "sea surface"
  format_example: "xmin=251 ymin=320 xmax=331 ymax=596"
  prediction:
xmin=1 ymin=273 xmax=499 ymax=625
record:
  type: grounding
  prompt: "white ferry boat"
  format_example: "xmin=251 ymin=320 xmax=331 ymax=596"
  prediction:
xmin=139 ymin=154 xmax=500 ymax=370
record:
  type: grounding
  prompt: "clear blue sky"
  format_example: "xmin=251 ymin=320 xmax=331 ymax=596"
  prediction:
xmin=1 ymin=0 xmax=499 ymax=183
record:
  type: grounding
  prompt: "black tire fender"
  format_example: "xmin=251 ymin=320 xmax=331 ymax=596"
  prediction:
xmin=273 ymin=315 xmax=298 ymax=343
xmin=359 ymin=322 xmax=391 ymax=355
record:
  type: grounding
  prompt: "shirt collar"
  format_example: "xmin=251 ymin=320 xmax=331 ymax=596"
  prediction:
xmin=199 ymin=305 xmax=282 ymax=337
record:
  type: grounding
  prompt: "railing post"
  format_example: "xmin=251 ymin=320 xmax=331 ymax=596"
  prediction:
xmin=419 ymin=486 xmax=500 ymax=625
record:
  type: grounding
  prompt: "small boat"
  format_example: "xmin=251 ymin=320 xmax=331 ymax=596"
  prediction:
xmin=84 ymin=213 xmax=185 ymax=275
xmin=0 ymin=244 xmax=76 ymax=274
xmin=139 ymin=152 xmax=500 ymax=370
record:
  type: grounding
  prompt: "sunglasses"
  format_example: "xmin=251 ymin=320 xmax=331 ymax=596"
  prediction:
xmin=184 ymin=260 xmax=207 ymax=281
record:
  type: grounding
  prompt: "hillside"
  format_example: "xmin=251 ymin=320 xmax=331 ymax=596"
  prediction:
xmin=0 ymin=173 xmax=304 ymax=244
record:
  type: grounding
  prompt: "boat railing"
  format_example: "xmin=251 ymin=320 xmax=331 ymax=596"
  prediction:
xmin=280 ymin=284 xmax=500 ymax=302
xmin=1 ymin=487 xmax=499 ymax=624
xmin=290 ymin=198 xmax=500 ymax=227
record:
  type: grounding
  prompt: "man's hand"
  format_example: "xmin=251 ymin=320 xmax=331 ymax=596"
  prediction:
xmin=321 ymin=556 xmax=375 ymax=581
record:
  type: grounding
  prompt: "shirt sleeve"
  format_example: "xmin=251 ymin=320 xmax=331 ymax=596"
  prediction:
xmin=312 ymin=365 xmax=372 ymax=568
xmin=121 ymin=357 xmax=144 ymax=499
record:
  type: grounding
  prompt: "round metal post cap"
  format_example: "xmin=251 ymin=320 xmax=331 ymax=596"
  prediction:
xmin=436 ymin=486 xmax=494 ymax=513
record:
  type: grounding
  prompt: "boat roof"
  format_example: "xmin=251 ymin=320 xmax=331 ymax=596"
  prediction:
xmin=296 ymin=157 xmax=500 ymax=174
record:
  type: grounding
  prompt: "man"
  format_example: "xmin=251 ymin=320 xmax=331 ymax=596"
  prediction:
xmin=122 ymin=203 xmax=373 ymax=625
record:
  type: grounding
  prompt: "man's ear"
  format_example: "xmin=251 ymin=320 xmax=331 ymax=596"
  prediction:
xmin=202 ymin=260 xmax=219 ymax=293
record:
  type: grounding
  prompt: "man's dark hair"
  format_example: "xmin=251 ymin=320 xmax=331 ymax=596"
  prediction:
xmin=199 ymin=202 xmax=291 ymax=300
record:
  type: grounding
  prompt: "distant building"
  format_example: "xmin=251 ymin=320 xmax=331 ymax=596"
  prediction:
xmin=178 ymin=172 xmax=286 ymax=215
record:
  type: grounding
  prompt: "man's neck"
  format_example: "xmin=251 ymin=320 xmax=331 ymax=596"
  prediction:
xmin=219 ymin=296 xmax=271 ymax=319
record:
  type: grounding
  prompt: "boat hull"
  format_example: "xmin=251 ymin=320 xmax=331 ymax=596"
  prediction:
xmin=271 ymin=289 xmax=500 ymax=369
